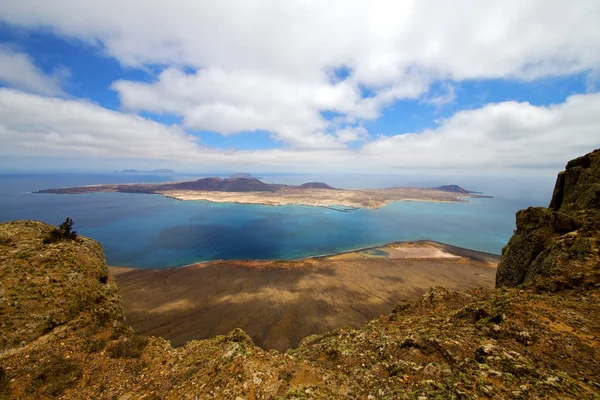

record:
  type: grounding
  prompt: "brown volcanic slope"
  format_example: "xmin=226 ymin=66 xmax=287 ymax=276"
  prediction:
xmin=37 ymin=177 xmax=275 ymax=194
xmin=297 ymin=182 xmax=335 ymax=189
xmin=1 ymin=148 xmax=599 ymax=399
xmin=110 ymin=242 xmax=497 ymax=351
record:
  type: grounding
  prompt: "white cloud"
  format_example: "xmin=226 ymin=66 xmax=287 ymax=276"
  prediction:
xmin=360 ymin=93 xmax=600 ymax=169
xmin=1 ymin=88 xmax=598 ymax=173
xmin=0 ymin=88 xmax=201 ymax=159
xmin=0 ymin=46 xmax=66 ymax=95
xmin=421 ymin=84 xmax=457 ymax=107
xmin=112 ymin=68 xmax=359 ymax=148
xmin=2 ymin=0 xmax=597 ymax=80
xmin=1 ymin=0 xmax=599 ymax=149
xmin=335 ymin=126 xmax=369 ymax=143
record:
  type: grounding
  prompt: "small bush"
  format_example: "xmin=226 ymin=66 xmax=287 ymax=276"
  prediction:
xmin=0 ymin=366 xmax=11 ymax=400
xmin=27 ymin=355 xmax=82 ymax=397
xmin=107 ymin=336 xmax=148 ymax=359
xmin=85 ymin=337 xmax=106 ymax=353
xmin=43 ymin=217 xmax=78 ymax=244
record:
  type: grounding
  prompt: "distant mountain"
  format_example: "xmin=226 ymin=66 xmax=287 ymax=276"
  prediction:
xmin=434 ymin=185 xmax=474 ymax=194
xmin=169 ymin=177 xmax=274 ymax=192
xmin=230 ymin=173 xmax=258 ymax=179
xmin=116 ymin=169 xmax=175 ymax=174
xmin=298 ymin=182 xmax=335 ymax=189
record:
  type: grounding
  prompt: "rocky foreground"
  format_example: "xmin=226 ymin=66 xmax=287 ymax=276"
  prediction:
xmin=1 ymin=149 xmax=599 ymax=399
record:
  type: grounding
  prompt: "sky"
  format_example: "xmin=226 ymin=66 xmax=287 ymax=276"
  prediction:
xmin=0 ymin=0 xmax=599 ymax=175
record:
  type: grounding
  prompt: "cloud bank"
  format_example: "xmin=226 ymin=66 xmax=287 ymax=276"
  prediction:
xmin=0 ymin=0 xmax=599 ymax=171
xmin=0 ymin=46 xmax=66 ymax=96
xmin=1 ymin=88 xmax=598 ymax=172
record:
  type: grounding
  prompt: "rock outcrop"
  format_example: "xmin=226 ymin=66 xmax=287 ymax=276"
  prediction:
xmin=496 ymin=148 xmax=600 ymax=289
xmin=0 ymin=220 xmax=124 ymax=349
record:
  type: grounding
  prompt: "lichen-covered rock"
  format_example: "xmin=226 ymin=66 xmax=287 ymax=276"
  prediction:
xmin=497 ymin=148 xmax=600 ymax=288
xmin=549 ymin=148 xmax=600 ymax=212
xmin=0 ymin=220 xmax=124 ymax=349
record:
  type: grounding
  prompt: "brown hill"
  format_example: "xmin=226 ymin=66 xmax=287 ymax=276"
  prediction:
xmin=1 ymin=148 xmax=599 ymax=399
xmin=36 ymin=177 xmax=275 ymax=194
xmin=297 ymin=182 xmax=335 ymax=189
xmin=434 ymin=184 xmax=474 ymax=194
xmin=167 ymin=177 xmax=274 ymax=192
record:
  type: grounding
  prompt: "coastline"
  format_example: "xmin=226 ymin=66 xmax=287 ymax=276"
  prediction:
xmin=109 ymin=239 xmax=501 ymax=272
xmin=110 ymin=239 xmax=498 ymax=351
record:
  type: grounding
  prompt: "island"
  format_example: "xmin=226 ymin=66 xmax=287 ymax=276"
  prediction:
xmin=34 ymin=177 xmax=490 ymax=209
xmin=115 ymin=168 xmax=175 ymax=173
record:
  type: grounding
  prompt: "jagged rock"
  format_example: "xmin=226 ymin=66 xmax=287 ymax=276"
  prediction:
xmin=549 ymin=149 xmax=600 ymax=212
xmin=497 ymin=148 xmax=600 ymax=288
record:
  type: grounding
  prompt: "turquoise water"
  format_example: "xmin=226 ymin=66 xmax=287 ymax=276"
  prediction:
xmin=0 ymin=173 xmax=554 ymax=269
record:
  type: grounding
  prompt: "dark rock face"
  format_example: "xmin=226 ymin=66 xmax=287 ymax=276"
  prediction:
xmin=298 ymin=182 xmax=335 ymax=189
xmin=549 ymin=149 xmax=600 ymax=212
xmin=496 ymin=148 xmax=600 ymax=289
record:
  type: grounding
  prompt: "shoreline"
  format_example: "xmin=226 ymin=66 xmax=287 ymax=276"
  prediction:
xmin=109 ymin=239 xmax=501 ymax=272
xmin=159 ymin=192 xmax=471 ymax=209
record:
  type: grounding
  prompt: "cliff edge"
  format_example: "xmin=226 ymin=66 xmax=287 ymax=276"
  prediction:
xmin=0 ymin=220 xmax=124 ymax=349
xmin=497 ymin=148 xmax=600 ymax=289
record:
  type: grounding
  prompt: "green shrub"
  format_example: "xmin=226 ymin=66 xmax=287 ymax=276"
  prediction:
xmin=27 ymin=355 xmax=82 ymax=397
xmin=107 ymin=336 xmax=148 ymax=359
xmin=43 ymin=217 xmax=78 ymax=244
xmin=0 ymin=366 xmax=11 ymax=400
xmin=85 ymin=337 xmax=106 ymax=353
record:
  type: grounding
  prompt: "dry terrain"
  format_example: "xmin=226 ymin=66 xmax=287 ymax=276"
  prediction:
xmin=110 ymin=242 xmax=498 ymax=351
xmin=158 ymin=187 xmax=473 ymax=209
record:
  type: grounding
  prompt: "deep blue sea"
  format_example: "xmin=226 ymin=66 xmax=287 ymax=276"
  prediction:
xmin=0 ymin=172 xmax=557 ymax=269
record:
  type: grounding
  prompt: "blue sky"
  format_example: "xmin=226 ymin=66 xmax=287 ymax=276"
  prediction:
xmin=0 ymin=1 xmax=598 ymax=173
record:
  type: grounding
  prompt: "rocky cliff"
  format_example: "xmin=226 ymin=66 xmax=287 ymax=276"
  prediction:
xmin=1 ymin=149 xmax=600 ymax=399
xmin=496 ymin=148 xmax=600 ymax=289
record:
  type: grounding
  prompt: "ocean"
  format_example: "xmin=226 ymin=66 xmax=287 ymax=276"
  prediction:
xmin=0 ymin=172 xmax=557 ymax=269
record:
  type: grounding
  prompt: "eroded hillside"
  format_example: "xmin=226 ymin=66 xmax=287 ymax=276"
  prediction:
xmin=1 ymin=149 xmax=599 ymax=399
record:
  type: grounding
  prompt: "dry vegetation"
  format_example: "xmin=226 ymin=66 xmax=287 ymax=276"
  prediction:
xmin=158 ymin=187 xmax=472 ymax=209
